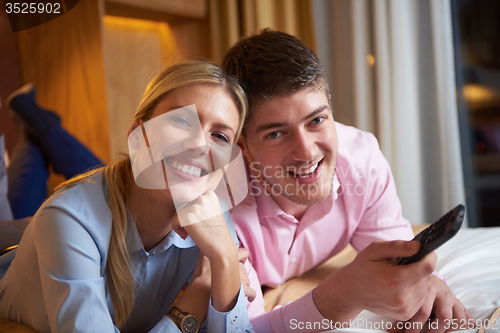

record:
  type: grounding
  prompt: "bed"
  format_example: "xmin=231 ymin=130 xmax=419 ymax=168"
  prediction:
xmin=262 ymin=225 xmax=500 ymax=332
xmin=2 ymin=225 xmax=499 ymax=332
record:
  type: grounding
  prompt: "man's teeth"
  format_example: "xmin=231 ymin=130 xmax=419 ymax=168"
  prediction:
xmin=170 ymin=159 xmax=202 ymax=177
xmin=295 ymin=163 xmax=319 ymax=177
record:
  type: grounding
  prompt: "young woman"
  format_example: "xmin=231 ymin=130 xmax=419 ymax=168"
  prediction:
xmin=0 ymin=60 xmax=254 ymax=333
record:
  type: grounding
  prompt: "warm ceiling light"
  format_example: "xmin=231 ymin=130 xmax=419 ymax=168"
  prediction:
xmin=462 ymin=84 xmax=498 ymax=105
xmin=103 ymin=15 xmax=168 ymax=32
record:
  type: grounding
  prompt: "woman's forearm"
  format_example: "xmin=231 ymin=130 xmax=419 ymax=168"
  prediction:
xmin=174 ymin=280 xmax=211 ymax=324
xmin=209 ymin=252 xmax=240 ymax=312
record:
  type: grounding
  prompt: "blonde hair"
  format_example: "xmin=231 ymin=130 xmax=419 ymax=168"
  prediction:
xmin=57 ymin=60 xmax=247 ymax=328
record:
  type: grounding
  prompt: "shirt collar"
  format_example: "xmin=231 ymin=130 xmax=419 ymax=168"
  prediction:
xmin=126 ymin=209 xmax=196 ymax=255
xmin=332 ymin=172 xmax=341 ymax=200
xmin=252 ymin=179 xmax=286 ymax=219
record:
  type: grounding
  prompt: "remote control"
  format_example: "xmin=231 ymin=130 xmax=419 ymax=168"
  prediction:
xmin=397 ymin=204 xmax=465 ymax=265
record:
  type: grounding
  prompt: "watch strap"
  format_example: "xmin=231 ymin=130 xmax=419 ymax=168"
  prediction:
xmin=168 ymin=307 xmax=199 ymax=333
xmin=169 ymin=306 xmax=185 ymax=320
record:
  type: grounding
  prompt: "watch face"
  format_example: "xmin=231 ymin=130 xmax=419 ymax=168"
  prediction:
xmin=181 ymin=315 xmax=199 ymax=333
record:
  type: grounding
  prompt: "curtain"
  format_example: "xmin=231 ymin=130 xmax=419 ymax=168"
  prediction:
xmin=208 ymin=0 xmax=316 ymax=65
xmin=312 ymin=0 xmax=467 ymax=226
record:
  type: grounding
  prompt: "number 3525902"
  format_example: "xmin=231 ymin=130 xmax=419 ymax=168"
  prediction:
xmin=6 ymin=2 xmax=61 ymax=14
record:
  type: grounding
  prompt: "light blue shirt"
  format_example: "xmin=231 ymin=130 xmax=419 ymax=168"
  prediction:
xmin=0 ymin=172 xmax=253 ymax=333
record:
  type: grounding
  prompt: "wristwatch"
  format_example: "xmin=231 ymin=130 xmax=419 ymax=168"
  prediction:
xmin=168 ymin=306 xmax=200 ymax=333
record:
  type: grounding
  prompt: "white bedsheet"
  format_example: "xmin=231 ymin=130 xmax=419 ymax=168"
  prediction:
xmin=328 ymin=227 xmax=500 ymax=333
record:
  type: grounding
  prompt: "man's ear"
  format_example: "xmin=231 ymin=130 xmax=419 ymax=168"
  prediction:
xmin=237 ymin=137 xmax=250 ymax=158
xmin=128 ymin=120 xmax=143 ymax=150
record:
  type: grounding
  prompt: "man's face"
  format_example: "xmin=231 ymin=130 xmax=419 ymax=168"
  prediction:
xmin=241 ymin=87 xmax=338 ymax=207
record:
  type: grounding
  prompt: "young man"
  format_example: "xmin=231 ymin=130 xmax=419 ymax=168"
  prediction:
xmin=224 ymin=29 xmax=471 ymax=332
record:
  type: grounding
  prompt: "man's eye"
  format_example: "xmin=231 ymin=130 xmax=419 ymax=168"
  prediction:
xmin=266 ymin=131 xmax=282 ymax=139
xmin=311 ymin=116 xmax=326 ymax=125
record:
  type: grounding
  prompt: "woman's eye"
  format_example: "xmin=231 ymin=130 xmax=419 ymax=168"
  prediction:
xmin=311 ymin=116 xmax=326 ymax=125
xmin=266 ymin=131 xmax=283 ymax=139
xmin=212 ymin=133 xmax=230 ymax=144
xmin=171 ymin=116 xmax=191 ymax=127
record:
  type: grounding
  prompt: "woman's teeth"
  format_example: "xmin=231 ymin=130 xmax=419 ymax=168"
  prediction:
xmin=169 ymin=159 xmax=202 ymax=178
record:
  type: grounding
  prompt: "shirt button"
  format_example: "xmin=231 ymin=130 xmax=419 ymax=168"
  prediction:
xmin=291 ymin=257 xmax=297 ymax=263
xmin=231 ymin=316 xmax=238 ymax=324
xmin=140 ymin=257 xmax=148 ymax=263
xmin=231 ymin=328 xmax=240 ymax=333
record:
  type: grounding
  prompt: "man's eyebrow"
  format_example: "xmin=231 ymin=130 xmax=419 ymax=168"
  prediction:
xmin=255 ymin=105 xmax=329 ymax=134
xmin=255 ymin=121 xmax=289 ymax=134
xmin=303 ymin=105 xmax=329 ymax=122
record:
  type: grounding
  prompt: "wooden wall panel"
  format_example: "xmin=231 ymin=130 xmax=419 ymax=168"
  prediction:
xmin=103 ymin=16 xmax=181 ymax=158
xmin=102 ymin=15 xmax=209 ymax=158
xmin=16 ymin=0 xmax=110 ymax=163
xmin=0 ymin=10 xmax=23 ymax=155
xmin=170 ymin=19 xmax=210 ymax=61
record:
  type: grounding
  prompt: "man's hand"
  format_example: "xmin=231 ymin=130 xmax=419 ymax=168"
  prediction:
xmin=390 ymin=275 xmax=474 ymax=333
xmin=191 ymin=253 xmax=211 ymax=289
xmin=238 ymin=248 xmax=257 ymax=302
xmin=190 ymin=249 xmax=257 ymax=302
xmin=313 ymin=240 xmax=437 ymax=325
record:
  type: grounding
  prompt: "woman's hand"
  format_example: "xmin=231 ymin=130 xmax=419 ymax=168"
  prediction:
xmin=171 ymin=190 xmax=237 ymax=262
xmin=171 ymin=190 xmax=240 ymax=312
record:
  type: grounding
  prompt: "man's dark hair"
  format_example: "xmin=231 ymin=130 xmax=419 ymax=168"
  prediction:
xmin=222 ymin=28 xmax=330 ymax=125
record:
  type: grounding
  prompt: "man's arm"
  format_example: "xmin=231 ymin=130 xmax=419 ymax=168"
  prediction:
xmin=245 ymin=240 xmax=439 ymax=333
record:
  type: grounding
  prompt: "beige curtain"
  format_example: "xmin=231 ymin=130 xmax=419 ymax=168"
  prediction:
xmin=313 ymin=0 xmax=467 ymax=226
xmin=16 ymin=0 xmax=110 ymax=163
xmin=208 ymin=0 xmax=316 ymax=65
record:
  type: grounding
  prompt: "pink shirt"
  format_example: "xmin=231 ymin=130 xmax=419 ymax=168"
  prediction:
xmin=232 ymin=122 xmax=415 ymax=332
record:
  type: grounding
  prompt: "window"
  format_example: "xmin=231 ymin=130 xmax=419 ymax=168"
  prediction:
xmin=452 ymin=0 xmax=500 ymax=227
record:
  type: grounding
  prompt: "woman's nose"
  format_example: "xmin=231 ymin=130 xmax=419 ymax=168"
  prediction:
xmin=183 ymin=130 xmax=209 ymax=156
